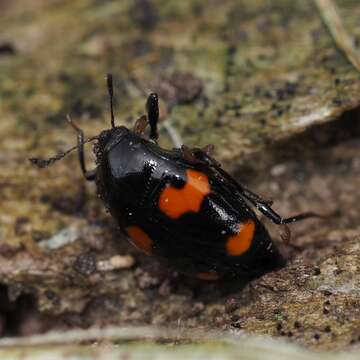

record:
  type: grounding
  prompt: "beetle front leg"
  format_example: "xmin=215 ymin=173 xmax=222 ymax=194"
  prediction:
xmin=66 ymin=115 xmax=96 ymax=181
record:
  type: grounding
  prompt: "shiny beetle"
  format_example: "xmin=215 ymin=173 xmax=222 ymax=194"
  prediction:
xmin=31 ymin=74 xmax=321 ymax=280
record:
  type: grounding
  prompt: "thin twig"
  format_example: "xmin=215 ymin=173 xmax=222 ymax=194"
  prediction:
xmin=0 ymin=326 xmax=236 ymax=347
xmin=315 ymin=0 xmax=360 ymax=72
xmin=162 ymin=121 xmax=183 ymax=148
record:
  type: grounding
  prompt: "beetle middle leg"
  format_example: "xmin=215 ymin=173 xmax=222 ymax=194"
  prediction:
xmin=66 ymin=115 xmax=96 ymax=181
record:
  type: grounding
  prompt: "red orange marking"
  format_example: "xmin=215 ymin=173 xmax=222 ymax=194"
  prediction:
xmin=226 ymin=220 xmax=255 ymax=256
xmin=159 ymin=169 xmax=210 ymax=219
xmin=126 ymin=226 xmax=153 ymax=255
xmin=196 ymin=271 xmax=219 ymax=281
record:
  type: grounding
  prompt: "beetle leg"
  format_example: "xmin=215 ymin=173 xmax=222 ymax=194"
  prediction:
xmin=243 ymin=197 xmax=324 ymax=225
xmin=66 ymin=115 xmax=96 ymax=181
xmin=180 ymin=145 xmax=200 ymax=164
xmin=201 ymin=144 xmax=215 ymax=156
xmin=241 ymin=188 xmax=273 ymax=206
xmin=146 ymin=93 xmax=159 ymax=141
xmin=191 ymin=148 xmax=321 ymax=226
xmin=195 ymin=148 xmax=322 ymax=224
xmin=200 ymin=153 xmax=272 ymax=204
xmin=191 ymin=148 xmax=221 ymax=167
xmin=280 ymin=211 xmax=327 ymax=224
xmin=133 ymin=114 xmax=148 ymax=135
xmin=181 ymin=145 xmax=218 ymax=165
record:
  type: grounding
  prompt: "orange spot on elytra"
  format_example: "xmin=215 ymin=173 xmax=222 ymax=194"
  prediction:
xmin=196 ymin=271 xmax=219 ymax=281
xmin=126 ymin=226 xmax=153 ymax=255
xmin=159 ymin=169 xmax=210 ymax=219
xmin=226 ymin=220 xmax=255 ymax=256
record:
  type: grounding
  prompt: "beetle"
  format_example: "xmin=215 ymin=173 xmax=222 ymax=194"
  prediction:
xmin=31 ymin=74 xmax=322 ymax=280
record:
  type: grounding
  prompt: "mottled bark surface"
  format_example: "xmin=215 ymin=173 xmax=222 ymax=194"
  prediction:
xmin=0 ymin=0 xmax=360 ymax=356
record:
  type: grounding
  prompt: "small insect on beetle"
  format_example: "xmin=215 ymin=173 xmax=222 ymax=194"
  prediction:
xmin=31 ymin=74 xmax=323 ymax=281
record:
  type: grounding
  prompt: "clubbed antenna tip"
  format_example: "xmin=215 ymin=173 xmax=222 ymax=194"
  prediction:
xmin=106 ymin=73 xmax=115 ymax=128
xmin=146 ymin=92 xmax=159 ymax=141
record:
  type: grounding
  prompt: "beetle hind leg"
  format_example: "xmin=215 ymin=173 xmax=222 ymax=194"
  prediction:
xmin=243 ymin=195 xmax=325 ymax=226
xmin=280 ymin=211 xmax=327 ymax=224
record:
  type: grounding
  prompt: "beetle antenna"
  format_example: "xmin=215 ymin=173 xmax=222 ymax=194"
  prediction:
xmin=29 ymin=137 xmax=96 ymax=169
xmin=146 ymin=93 xmax=159 ymax=141
xmin=106 ymin=73 xmax=115 ymax=128
xmin=29 ymin=114 xmax=97 ymax=171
